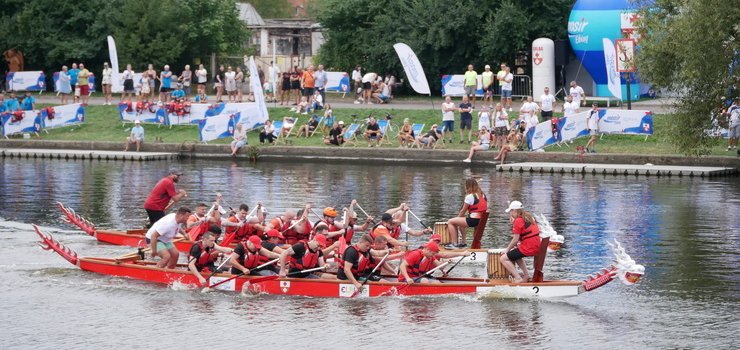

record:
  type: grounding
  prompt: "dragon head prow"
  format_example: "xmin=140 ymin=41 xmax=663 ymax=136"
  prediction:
xmin=534 ymin=213 xmax=564 ymax=252
xmin=608 ymin=240 xmax=645 ymax=285
xmin=33 ymin=224 xmax=79 ymax=266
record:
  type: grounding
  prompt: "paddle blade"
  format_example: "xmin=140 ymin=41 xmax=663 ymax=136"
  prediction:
xmin=338 ymin=236 xmax=348 ymax=256
xmin=220 ymin=231 xmax=237 ymax=247
xmin=188 ymin=221 xmax=209 ymax=241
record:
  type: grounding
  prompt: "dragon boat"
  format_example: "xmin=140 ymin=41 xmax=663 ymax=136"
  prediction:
xmin=33 ymin=224 xmax=644 ymax=299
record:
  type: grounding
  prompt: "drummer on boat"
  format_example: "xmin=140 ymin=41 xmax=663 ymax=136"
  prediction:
xmin=445 ymin=178 xmax=488 ymax=249
xmin=187 ymin=230 xmax=234 ymax=285
xmin=278 ymin=234 xmax=333 ymax=279
xmin=146 ymin=206 xmax=191 ymax=269
xmin=229 ymin=235 xmax=281 ymax=276
xmin=500 ymin=200 xmax=541 ymax=283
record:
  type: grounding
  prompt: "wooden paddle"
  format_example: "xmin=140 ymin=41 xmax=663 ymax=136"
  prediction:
xmin=219 ymin=204 xmax=260 ymax=247
xmin=442 ymin=253 xmax=470 ymax=276
xmin=383 ymin=261 xmax=451 ymax=296
xmin=245 ymin=265 xmax=327 ymax=286
xmin=201 ymin=258 xmax=279 ymax=292
xmin=350 ymin=251 xmax=390 ymax=298
xmin=407 ymin=209 xmax=430 ymax=229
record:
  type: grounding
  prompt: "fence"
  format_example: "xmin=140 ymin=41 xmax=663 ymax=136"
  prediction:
xmin=440 ymin=74 xmax=532 ymax=98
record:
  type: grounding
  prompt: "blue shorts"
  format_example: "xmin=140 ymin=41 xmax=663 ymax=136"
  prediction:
xmin=380 ymin=94 xmax=390 ymax=101
xmin=443 ymin=120 xmax=454 ymax=132
xmin=502 ymin=89 xmax=512 ymax=98
xmin=233 ymin=140 xmax=246 ymax=148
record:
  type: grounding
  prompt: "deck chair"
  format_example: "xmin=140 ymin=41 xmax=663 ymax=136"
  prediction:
xmin=341 ymin=123 xmax=360 ymax=146
xmin=433 ymin=125 xmax=447 ymax=149
xmin=402 ymin=123 xmax=425 ymax=148
xmin=271 ymin=120 xmax=283 ymax=139
xmin=276 ymin=117 xmax=298 ymax=144
xmin=375 ymin=119 xmax=391 ymax=146
xmin=309 ymin=116 xmax=324 ymax=137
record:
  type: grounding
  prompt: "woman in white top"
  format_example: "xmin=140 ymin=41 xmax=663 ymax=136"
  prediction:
xmin=230 ymin=123 xmax=248 ymax=156
xmin=463 ymin=126 xmax=491 ymax=163
xmin=101 ymin=62 xmax=113 ymax=105
xmin=224 ymin=66 xmax=237 ymax=102
xmin=139 ymin=72 xmax=151 ymax=102
xmin=492 ymin=103 xmax=509 ymax=150
xmin=235 ymin=67 xmax=244 ymax=103
xmin=57 ymin=66 xmax=72 ymax=104
xmin=259 ymin=120 xmax=276 ymax=144
xmin=121 ymin=64 xmax=135 ymax=103
xmin=196 ymin=64 xmax=208 ymax=95
xmin=477 ymin=106 xmax=491 ymax=132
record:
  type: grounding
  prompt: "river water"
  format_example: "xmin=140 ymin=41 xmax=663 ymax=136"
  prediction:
xmin=1 ymin=158 xmax=738 ymax=349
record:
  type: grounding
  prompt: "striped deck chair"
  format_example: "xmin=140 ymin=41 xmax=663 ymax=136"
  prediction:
xmin=309 ymin=116 xmax=324 ymax=137
xmin=341 ymin=123 xmax=360 ymax=146
xmin=376 ymin=119 xmax=390 ymax=146
xmin=271 ymin=121 xmax=283 ymax=139
xmin=276 ymin=117 xmax=298 ymax=144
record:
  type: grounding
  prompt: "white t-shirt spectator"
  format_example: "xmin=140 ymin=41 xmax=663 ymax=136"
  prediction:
xmin=352 ymin=69 xmax=362 ymax=82
xmin=519 ymin=101 xmax=538 ymax=119
xmin=501 ymin=73 xmax=513 ymax=91
xmin=145 ymin=213 xmax=181 ymax=243
xmin=478 ymin=111 xmax=491 ymax=130
xmin=442 ymin=102 xmax=456 ymax=121
xmin=570 ymin=86 xmax=585 ymax=105
xmin=540 ymin=94 xmax=555 ymax=112
xmin=493 ymin=110 xmax=509 ymax=128
xmin=563 ymin=101 xmax=578 ymax=117
xmin=362 ymin=73 xmax=377 ymax=84
xmin=729 ymin=105 xmax=740 ymax=128
xmin=526 ymin=114 xmax=539 ymax=131
xmin=587 ymin=110 xmax=599 ymax=130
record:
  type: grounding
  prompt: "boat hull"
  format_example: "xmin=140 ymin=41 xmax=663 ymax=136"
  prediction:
xmin=93 ymin=230 xmax=193 ymax=252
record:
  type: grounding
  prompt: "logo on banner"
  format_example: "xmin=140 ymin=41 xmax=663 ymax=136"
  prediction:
xmin=533 ymin=46 xmax=544 ymax=66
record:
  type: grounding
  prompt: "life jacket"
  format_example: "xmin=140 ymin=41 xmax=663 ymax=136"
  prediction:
xmin=192 ymin=241 xmax=218 ymax=271
xmin=225 ymin=216 xmax=254 ymax=241
xmin=468 ymin=193 xmax=488 ymax=213
xmin=337 ymin=245 xmax=370 ymax=277
xmin=519 ymin=219 xmax=540 ymax=242
xmin=371 ymin=223 xmax=397 ymax=248
xmin=400 ymin=250 xmax=437 ymax=281
xmin=324 ymin=222 xmax=341 ymax=245
xmin=389 ymin=225 xmax=401 ymax=240
xmin=369 ymin=223 xmax=392 ymax=241
xmin=288 ymin=241 xmax=320 ymax=270
xmin=237 ymin=242 xmax=263 ymax=269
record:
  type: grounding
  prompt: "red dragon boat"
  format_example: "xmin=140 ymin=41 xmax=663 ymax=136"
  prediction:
xmin=34 ymin=224 xmax=644 ymax=299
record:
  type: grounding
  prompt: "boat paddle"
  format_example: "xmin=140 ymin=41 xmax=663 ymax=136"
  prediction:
xmin=383 ymin=261 xmax=451 ymax=296
xmin=280 ymin=216 xmax=306 ymax=234
xmin=201 ymin=253 xmax=234 ymax=283
xmin=246 ymin=265 xmax=327 ymax=285
xmin=407 ymin=209 xmax=430 ymax=229
xmin=201 ymin=258 xmax=279 ymax=292
xmin=442 ymin=253 xmax=470 ymax=277
xmin=350 ymin=251 xmax=390 ymax=298
xmin=355 ymin=203 xmax=373 ymax=221
xmin=219 ymin=204 xmax=260 ymax=247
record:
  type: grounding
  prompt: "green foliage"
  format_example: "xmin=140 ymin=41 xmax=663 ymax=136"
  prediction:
xmin=636 ymin=0 xmax=740 ymax=155
xmin=0 ymin=0 xmax=248 ymax=78
xmin=245 ymin=0 xmax=293 ymax=19
xmin=313 ymin=0 xmax=574 ymax=92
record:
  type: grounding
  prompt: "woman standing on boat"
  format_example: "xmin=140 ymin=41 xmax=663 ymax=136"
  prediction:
xmin=499 ymin=201 xmax=541 ymax=283
xmin=445 ymin=178 xmax=488 ymax=249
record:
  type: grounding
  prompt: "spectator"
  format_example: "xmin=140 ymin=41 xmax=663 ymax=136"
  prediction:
xmin=441 ymin=95 xmax=456 ymax=143
xmin=121 ymin=64 xmax=135 ymax=103
xmin=481 ymin=64 xmax=494 ymax=107
xmin=496 ymin=63 xmax=506 ymax=98
xmin=268 ymin=61 xmax=280 ymax=101
xmin=20 ymin=91 xmax=35 ymax=111
xmin=539 ymin=86 xmax=556 ymax=121
xmin=224 ymin=66 xmax=237 ymax=103
xmin=301 ymin=65 xmax=316 ymax=104
xmin=195 ymin=64 xmax=208 ymax=95
xmin=500 ymin=66 xmax=513 ymax=111
xmin=351 ymin=65 xmax=362 ymax=99
xmin=493 ymin=130 xmax=520 ymax=165
xmin=477 ymin=106 xmax=491 ymax=134
xmin=0 ymin=94 xmax=4 ymax=112
xmin=263 ymin=78 xmax=274 ymax=103
xmin=314 ymin=64 xmax=328 ymax=103
xmin=364 ymin=117 xmax=381 ymax=147
xmin=562 ymin=95 xmax=578 ymax=118
xmin=309 ymin=89 xmax=323 ymax=113
xmin=727 ymin=99 xmax=740 ymax=151
xmin=194 ymin=91 xmax=208 ymax=103
xmin=214 ymin=65 xmax=225 ymax=102
xmin=385 ymin=73 xmax=397 ymax=97
xmin=280 ymin=71 xmax=291 ymax=105
xmin=179 ymin=65 xmax=192 ymax=96
xmin=464 ymin=64 xmax=478 ymax=108
xmin=159 ymin=65 xmax=173 ymax=103
xmin=139 ymin=71 xmax=151 ymax=102
xmin=324 ymin=121 xmax=345 ymax=146
xmin=398 ymin=118 xmax=415 ymax=148
xmin=585 ymin=103 xmax=600 ymax=153
xmin=520 ymin=96 xmax=539 ymax=130
xmin=4 ymin=92 xmax=20 ymax=111
xmin=323 ymin=103 xmax=335 ymax=131
xmin=459 ymin=95 xmax=473 ymax=144
xmin=569 ymin=81 xmax=586 ymax=108
xmin=102 ymin=62 xmax=113 ymax=105
xmin=171 ymin=84 xmax=185 ymax=101
xmin=462 ymin=126 xmax=491 ymax=163
xmin=291 ymin=96 xmax=309 ymax=114
xmin=361 ymin=72 xmax=378 ymax=104
xmin=231 ymin=123 xmax=248 ymax=155
xmin=145 ymin=64 xmax=157 ymax=97
xmin=235 ymin=66 xmax=245 ymax=103
xmin=68 ymin=63 xmax=79 ymax=102
xmin=57 ymin=65 xmax=72 ymax=104
xmin=124 ymin=120 xmax=145 ymax=152
xmin=372 ymin=81 xmax=391 ymax=104
xmin=259 ymin=120 xmax=275 ymax=144
xmin=77 ymin=63 xmax=91 ymax=105
xmin=290 ymin=66 xmax=301 ymax=105
xmin=296 ymin=114 xmax=320 ymax=137
xmin=414 ymin=124 xmax=442 ymax=149
xmin=492 ymin=103 xmax=509 ymax=150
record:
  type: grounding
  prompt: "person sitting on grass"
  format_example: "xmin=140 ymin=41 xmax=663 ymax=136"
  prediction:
xmin=259 ymin=120 xmax=275 ymax=144
xmin=322 ymin=104 xmax=335 ymax=132
xmin=231 ymin=123 xmax=248 ymax=155
xmin=124 ymin=120 xmax=145 ymax=152
xmin=398 ymin=118 xmax=415 ymax=148
xmin=324 ymin=121 xmax=345 ymax=146
xmin=413 ymin=124 xmax=442 ymax=149
xmin=171 ymin=83 xmax=186 ymax=102
xmin=364 ymin=117 xmax=381 ymax=147
xmin=309 ymin=89 xmax=323 ymax=113
xmin=194 ymin=92 xmax=208 ymax=103
xmin=462 ymin=126 xmax=491 ymax=163
xmin=291 ymin=96 xmax=309 ymax=114
xmin=296 ymin=115 xmax=320 ymax=138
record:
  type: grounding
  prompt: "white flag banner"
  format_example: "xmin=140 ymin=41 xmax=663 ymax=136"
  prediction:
xmin=602 ymin=38 xmax=622 ymax=100
xmin=107 ymin=35 xmax=124 ymax=93
xmin=198 ymin=112 xmax=237 ymax=142
xmin=248 ymin=56 xmax=269 ymax=123
xmin=393 ymin=43 xmax=431 ymax=95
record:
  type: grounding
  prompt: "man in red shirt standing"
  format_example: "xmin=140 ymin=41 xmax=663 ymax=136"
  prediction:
xmin=144 ymin=168 xmax=187 ymax=227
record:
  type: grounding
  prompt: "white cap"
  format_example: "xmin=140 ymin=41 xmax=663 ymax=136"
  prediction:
xmin=485 ymin=64 xmax=491 ymax=69
xmin=338 ymin=120 xmax=345 ymax=125
xmin=134 ymin=120 xmax=141 ymax=124
xmin=505 ymin=200 xmax=523 ymax=213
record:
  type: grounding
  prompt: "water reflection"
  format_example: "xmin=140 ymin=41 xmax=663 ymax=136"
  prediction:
xmin=400 ymin=299 xmax=437 ymax=324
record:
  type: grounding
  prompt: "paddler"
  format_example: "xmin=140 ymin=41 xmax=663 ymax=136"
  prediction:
xmin=262 ymin=229 xmax=287 ymax=253
xmin=146 ymin=206 xmax=191 ymax=268
xmin=337 ymin=234 xmax=376 ymax=289
xmin=500 ymin=200 xmax=541 ymax=283
xmin=229 ymin=235 xmax=281 ymax=276
xmin=267 ymin=209 xmax=296 ymax=235
xmin=278 ymin=234 xmax=331 ymax=279
xmin=369 ymin=213 xmax=408 ymax=248
xmin=186 ymin=203 xmax=208 ymax=230
xmin=143 ymin=168 xmax=187 ymax=227
xmin=188 ymin=230 xmax=234 ymax=285
xmin=283 ymin=205 xmax=312 ymax=245
xmin=445 ymin=178 xmax=488 ymax=249
xmin=398 ymin=241 xmax=468 ymax=284
xmin=225 ymin=203 xmax=265 ymax=241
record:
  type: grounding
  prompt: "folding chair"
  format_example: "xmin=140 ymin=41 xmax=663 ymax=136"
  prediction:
xmin=375 ymin=119 xmax=391 ymax=146
xmin=434 ymin=125 xmax=447 ymax=149
xmin=270 ymin=120 xmax=283 ymax=142
xmin=309 ymin=116 xmax=324 ymax=137
xmin=411 ymin=123 xmax=425 ymax=138
xmin=276 ymin=117 xmax=298 ymax=144
xmin=341 ymin=123 xmax=360 ymax=146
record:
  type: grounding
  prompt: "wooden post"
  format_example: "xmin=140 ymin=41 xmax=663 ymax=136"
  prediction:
xmin=531 ymin=236 xmax=550 ymax=282
xmin=470 ymin=211 xmax=489 ymax=249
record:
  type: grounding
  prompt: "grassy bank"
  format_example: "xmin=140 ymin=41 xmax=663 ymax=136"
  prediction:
xmin=29 ymin=104 xmax=729 ymax=155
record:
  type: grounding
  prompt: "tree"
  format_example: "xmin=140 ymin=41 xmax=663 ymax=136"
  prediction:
xmin=246 ymin=0 xmax=293 ymax=19
xmin=636 ymin=0 xmax=740 ymax=155
xmin=313 ymin=0 xmax=574 ymax=93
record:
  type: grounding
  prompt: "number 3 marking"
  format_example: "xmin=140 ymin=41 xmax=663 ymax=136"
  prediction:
xmin=470 ymin=252 xmax=476 ymax=261
xmin=532 ymin=286 xmax=540 ymax=294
